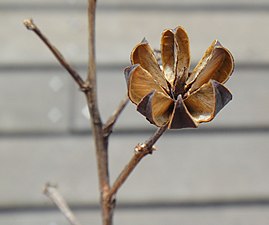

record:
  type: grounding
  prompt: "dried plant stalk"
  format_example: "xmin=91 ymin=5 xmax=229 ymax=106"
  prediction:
xmin=109 ymin=124 xmax=168 ymax=198
xmin=23 ymin=0 xmax=234 ymax=224
xmin=44 ymin=184 xmax=82 ymax=225
xmin=23 ymin=19 xmax=85 ymax=89
xmin=23 ymin=6 xmax=165 ymax=225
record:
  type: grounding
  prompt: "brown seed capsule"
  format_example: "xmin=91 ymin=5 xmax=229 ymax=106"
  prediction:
xmin=125 ymin=26 xmax=234 ymax=129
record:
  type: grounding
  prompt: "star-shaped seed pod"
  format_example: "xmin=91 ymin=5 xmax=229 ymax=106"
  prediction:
xmin=125 ymin=26 xmax=234 ymax=129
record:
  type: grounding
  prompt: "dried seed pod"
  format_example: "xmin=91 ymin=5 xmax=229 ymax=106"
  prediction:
xmin=125 ymin=26 xmax=234 ymax=129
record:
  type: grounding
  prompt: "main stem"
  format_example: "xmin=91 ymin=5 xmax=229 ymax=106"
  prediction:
xmin=86 ymin=0 xmax=113 ymax=224
xmin=86 ymin=1 xmax=167 ymax=224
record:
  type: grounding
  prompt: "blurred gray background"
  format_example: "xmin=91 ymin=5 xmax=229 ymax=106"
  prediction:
xmin=1 ymin=0 xmax=269 ymax=224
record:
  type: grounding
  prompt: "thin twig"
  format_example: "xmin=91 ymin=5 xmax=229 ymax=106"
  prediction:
xmin=43 ymin=184 xmax=82 ymax=225
xmin=109 ymin=124 xmax=168 ymax=198
xmin=23 ymin=19 xmax=85 ymax=90
xmin=143 ymin=124 xmax=168 ymax=148
xmin=103 ymin=95 xmax=129 ymax=137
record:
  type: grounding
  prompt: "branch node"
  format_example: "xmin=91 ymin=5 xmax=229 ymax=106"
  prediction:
xmin=134 ymin=143 xmax=156 ymax=154
xmin=80 ymin=83 xmax=92 ymax=93
xmin=134 ymin=143 xmax=146 ymax=153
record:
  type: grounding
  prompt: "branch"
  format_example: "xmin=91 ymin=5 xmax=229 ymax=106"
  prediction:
xmin=43 ymin=184 xmax=82 ymax=225
xmin=86 ymin=0 xmax=110 ymax=193
xmin=86 ymin=1 xmax=112 ymax=224
xmin=103 ymin=95 xmax=129 ymax=137
xmin=23 ymin=19 xmax=85 ymax=90
xmin=109 ymin=124 xmax=168 ymax=198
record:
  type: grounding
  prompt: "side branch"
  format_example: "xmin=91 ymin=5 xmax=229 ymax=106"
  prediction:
xmin=103 ymin=95 xmax=129 ymax=137
xmin=109 ymin=124 xmax=168 ymax=198
xmin=44 ymin=184 xmax=82 ymax=225
xmin=23 ymin=19 xmax=85 ymax=90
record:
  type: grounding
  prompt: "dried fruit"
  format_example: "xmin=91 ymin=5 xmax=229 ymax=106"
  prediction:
xmin=125 ymin=26 xmax=234 ymax=129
